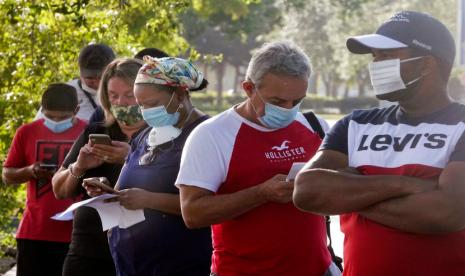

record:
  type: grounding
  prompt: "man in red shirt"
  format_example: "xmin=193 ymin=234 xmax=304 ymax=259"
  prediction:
xmin=294 ymin=11 xmax=465 ymax=275
xmin=3 ymin=83 xmax=87 ymax=276
xmin=176 ymin=41 xmax=338 ymax=275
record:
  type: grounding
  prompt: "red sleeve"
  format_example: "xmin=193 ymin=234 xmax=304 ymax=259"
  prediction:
xmin=3 ymin=125 xmax=27 ymax=168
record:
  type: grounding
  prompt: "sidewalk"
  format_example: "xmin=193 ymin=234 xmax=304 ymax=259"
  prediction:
xmin=3 ymin=265 xmax=15 ymax=276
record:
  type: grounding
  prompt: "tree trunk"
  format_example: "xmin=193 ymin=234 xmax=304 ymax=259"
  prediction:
xmin=216 ymin=62 xmax=225 ymax=110
xmin=322 ymin=73 xmax=330 ymax=97
xmin=330 ymin=80 xmax=339 ymax=98
xmin=357 ymin=70 xmax=368 ymax=97
xmin=309 ymin=72 xmax=318 ymax=94
xmin=343 ymin=83 xmax=349 ymax=98
xmin=233 ymin=65 xmax=240 ymax=94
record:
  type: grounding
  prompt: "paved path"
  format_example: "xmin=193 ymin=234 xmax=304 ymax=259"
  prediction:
xmin=3 ymin=265 xmax=15 ymax=276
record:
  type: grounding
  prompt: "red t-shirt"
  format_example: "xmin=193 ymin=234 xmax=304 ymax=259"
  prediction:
xmin=4 ymin=118 xmax=86 ymax=243
xmin=176 ymin=109 xmax=332 ymax=275
xmin=321 ymin=105 xmax=465 ymax=275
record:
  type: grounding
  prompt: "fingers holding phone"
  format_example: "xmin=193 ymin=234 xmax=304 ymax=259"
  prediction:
xmin=74 ymin=144 xmax=104 ymax=170
xmin=30 ymin=162 xmax=57 ymax=179
xmin=90 ymin=139 xmax=131 ymax=164
xmin=82 ymin=177 xmax=117 ymax=197
xmin=88 ymin=134 xmax=113 ymax=163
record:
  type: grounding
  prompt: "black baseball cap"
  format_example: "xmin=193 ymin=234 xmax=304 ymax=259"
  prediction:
xmin=78 ymin=43 xmax=116 ymax=77
xmin=346 ymin=11 xmax=455 ymax=65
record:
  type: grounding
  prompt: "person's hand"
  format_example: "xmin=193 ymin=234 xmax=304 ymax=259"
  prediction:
xmin=28 ymin=162 xmax=54 ymax=180
xmin=116 ymin=188 xmax=149 ymax=210
xmin=90 ymin=141 xmax=131 ymax=164
xmin=258 ymin=174 xmax=294 ymax=204
xmin=82 ymin=177 xmax=113 ymax=197
xmin=74 ymin=143 xmax=104 ymax=171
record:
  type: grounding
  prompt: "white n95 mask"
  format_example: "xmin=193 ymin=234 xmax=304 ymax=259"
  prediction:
xmin=368 ymin=56 xmax=424 ymax=96
xmin=147 ymin=125 xmax=182 ymax=147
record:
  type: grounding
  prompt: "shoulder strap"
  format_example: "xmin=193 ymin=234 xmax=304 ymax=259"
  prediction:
xmin=303 ymin=111 xmax=343 ymax=272
xmin=78 ymin=80 xmax=98 ymax=109
xmin=303 ymin=111 xmax=325 ymax=139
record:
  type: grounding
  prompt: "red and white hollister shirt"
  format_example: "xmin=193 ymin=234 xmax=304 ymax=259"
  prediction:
xmin=321 ymin=103 xmax=465 ymax=276
xmin=176 ymin=107 xmax=332 ymax=276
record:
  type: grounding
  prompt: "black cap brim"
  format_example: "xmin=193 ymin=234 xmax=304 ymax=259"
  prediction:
xmin=347 ymin=34 xmax=408 ymax=54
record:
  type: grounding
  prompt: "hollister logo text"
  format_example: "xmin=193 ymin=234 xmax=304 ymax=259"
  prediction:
xmin=265 ymin=140 xmax=306 ymax=162
xmin=357 ymin=133 xmax=447 ymax=152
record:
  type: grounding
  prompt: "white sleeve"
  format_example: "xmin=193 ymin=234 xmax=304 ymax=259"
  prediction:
xmin=175 ymin=123 xmax=228 ymax=192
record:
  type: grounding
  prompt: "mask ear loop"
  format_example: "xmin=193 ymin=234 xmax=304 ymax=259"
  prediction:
xmin=400 ymin=56 xmax=424 ymax=64
xmin=166 ymin=90 xmax=184 ymax=114
xmin=401 ymin=56 xmax=428 ymax=86
xmin=405 ymin=72 xmax=428 ymax=86
xmin=249 ymin=87 xmax=265 ymax=117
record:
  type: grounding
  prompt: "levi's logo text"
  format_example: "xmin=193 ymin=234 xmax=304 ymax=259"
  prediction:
xmin=265 ymin=140 xmax=306 ymax=162
xmin=357 ymin=133 xmax=447 ymax=152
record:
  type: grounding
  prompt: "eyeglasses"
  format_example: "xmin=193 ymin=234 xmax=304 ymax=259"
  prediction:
xmin=138 ymin=140 xmax=175 ymax=166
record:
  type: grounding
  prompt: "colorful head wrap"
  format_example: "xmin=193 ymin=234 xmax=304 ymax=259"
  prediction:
xmin=135 ymin=56 xmax=204 ymax=90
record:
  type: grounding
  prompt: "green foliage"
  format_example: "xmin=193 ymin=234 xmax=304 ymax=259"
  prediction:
xmin=278 ymin=0 xmax=457 ymax=97
xmin=183 ymin=0 xmax=284 ymax=67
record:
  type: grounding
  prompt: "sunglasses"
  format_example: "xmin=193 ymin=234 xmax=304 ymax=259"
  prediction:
xmin=138 ymin=140 xmax=175 ymax=166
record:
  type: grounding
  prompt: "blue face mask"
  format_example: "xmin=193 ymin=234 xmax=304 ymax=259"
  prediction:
xmin=141 ymin=93 xmax=180 ymax=128
xmin=43 ymin=116 xmax=74 ymax=133
xmin=253 ymin=90 xmax=301 ymax=129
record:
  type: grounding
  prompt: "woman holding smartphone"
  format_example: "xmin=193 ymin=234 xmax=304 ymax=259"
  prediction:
xmin=52 ymin=58 xmax=147 ymax=276
xmin=83 ymin=57 xmax=213 ymax=276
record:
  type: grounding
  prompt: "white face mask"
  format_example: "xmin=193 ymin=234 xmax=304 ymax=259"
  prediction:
xmin=81 ymin=81 xmax=98 ymax=95
xmin=147 ymin=125 xmax=182 ymax=147
xmin=368 ymin=56 xmax=424 ymax=96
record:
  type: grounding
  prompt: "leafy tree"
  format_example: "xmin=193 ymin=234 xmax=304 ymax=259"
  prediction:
xmin=278 ymin=0 xmax=457 ymax=98
xmin=181 ymin=0 xmax=283 ymax=109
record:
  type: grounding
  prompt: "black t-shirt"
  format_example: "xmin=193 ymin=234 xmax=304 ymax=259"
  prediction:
xmin=63 ymin=121 xmax=147 ymax=259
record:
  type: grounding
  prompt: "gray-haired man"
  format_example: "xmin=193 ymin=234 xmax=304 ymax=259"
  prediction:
xmin=176 ymin=41 xmax=340 ymax=276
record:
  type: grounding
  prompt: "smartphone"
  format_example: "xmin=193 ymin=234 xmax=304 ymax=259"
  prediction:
xmin=286 ymin=162 xmax=307 ymax=181
xmin=89 ymin=134 xmax=112 ymax=146
xmin=83 ymin=177 xmax=116 ymax=194
xmin=39 ymin=163 xmax=58 ymax=172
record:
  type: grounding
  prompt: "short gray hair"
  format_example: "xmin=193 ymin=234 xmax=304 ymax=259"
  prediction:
xmin=245 ymin=41 xmax=311 ymax=87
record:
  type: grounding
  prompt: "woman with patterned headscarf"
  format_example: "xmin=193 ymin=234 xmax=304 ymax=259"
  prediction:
xmin=83 ymin=56 xmax=212 ymax=275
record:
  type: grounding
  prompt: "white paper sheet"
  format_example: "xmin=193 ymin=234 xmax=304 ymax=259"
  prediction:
xmin=52 ymin=193 xmax=145 ymax=231
xmin=286 ymin=162 xmax=307 ymax=181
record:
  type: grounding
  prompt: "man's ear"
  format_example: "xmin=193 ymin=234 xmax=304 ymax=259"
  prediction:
xmin=242 ymin=80 xmax=255 ymax=98
xmin=422 ymin=55 xmax=437 ymax=76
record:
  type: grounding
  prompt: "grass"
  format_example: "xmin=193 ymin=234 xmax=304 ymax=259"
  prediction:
xmin=318 ymin=113 xmax=344 ymax=121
